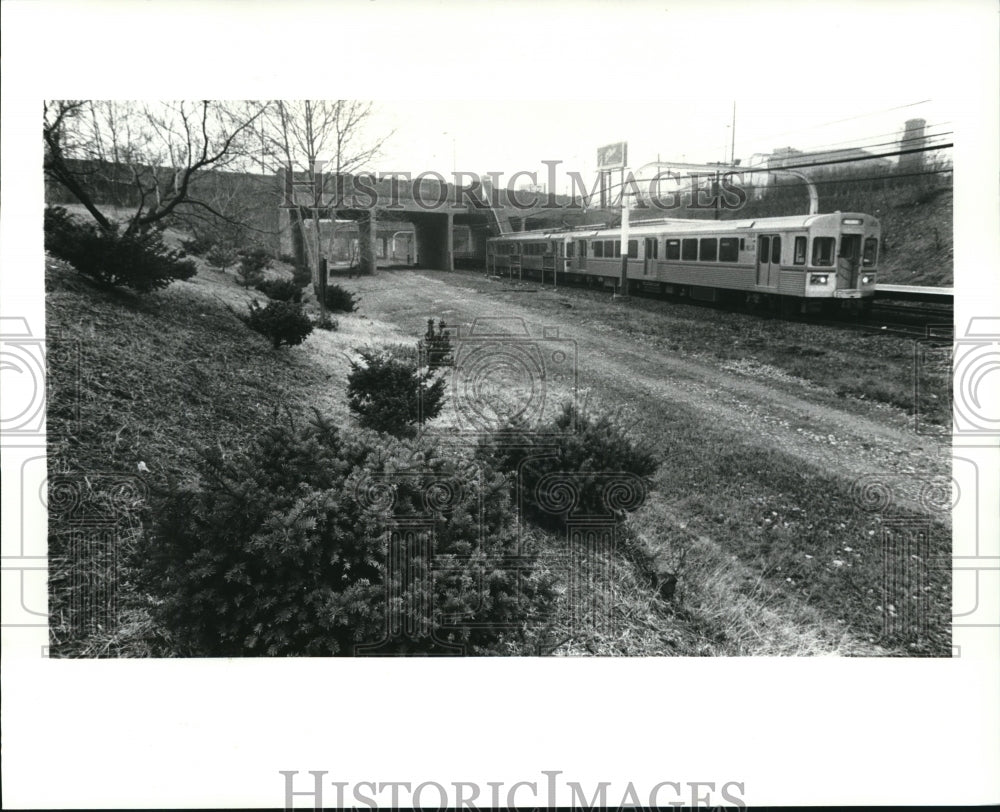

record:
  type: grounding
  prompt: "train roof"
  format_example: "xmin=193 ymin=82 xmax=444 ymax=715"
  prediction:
xmin=490 ymin=212 xmax=878 ymax=241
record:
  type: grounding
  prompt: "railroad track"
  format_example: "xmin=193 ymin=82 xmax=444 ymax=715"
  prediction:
xmin=786 ymin=301 xmax=952 ymax=339
xmin=486 ymin=271 xmax=953 ymax=339
xmin=859 ymin=301 xmax=953 ymax=339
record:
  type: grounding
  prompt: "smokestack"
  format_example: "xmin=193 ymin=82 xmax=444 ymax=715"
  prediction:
xmin=899 ymin=118 xmax=927 ymax=172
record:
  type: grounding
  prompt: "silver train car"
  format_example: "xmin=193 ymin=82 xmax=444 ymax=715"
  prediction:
xmin=487 ymin=212 xmax=881 ymax=313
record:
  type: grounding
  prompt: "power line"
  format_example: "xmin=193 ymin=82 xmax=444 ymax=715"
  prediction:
xmin=756 ymin=166 xmax=952 ymax=190
xmin=730 ymin=99 xmax=935 ymax=152
xmin=732 ymin=122 xmax=953 ymax=160
xmin=733 ymin=131 xmax=953 ymax=169
xmin=741 ymin=142 xmax=952 ymax=175
xmin=580 ymin=142 xmax=953 ymax=206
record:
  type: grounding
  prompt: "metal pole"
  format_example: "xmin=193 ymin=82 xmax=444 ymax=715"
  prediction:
xmin=730 ymin=101 xmax=737 ymax=166
xmin=618 ymin=187 xmax=630 ymax=297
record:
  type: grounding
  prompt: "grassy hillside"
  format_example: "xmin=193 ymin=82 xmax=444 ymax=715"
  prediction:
xmin=46 ymin=233 xmax=950 ymax=657
xmin=45 ymin=253 xmax=409 ymax=655
xmin=874 ymin=187 xmax=953 ymax=286
xmin=45 ymin=253 xmax=695 ymax=656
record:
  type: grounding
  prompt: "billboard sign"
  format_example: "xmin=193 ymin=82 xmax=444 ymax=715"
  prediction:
xmin=597 ymin=141 xmax=628 ymax=170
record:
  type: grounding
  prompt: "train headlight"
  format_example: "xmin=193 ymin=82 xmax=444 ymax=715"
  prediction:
xmin=861 ymin=274 xmax=873 ymax=285
xmin=809 ymin=274 xmax=829 ymax=285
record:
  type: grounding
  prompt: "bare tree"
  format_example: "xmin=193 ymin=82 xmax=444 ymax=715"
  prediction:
xmin=43 ymin=100 xmax=267 ymax=236
xmin=255 ymin=100 xmax=391 ymax=283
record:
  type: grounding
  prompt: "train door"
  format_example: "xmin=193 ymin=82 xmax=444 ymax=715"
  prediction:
xmin=644 ymin=237 xmax=658 ymax=276
xmin=542 ymin=241 xmax=556 ymax=282
xmin=838 ymin=234 xmax=861 ymax=288
xmin=756 ymin=234 xmax=780 ymax=288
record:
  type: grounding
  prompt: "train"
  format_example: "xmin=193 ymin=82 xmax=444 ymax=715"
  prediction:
xmin=486 ymin=212 xmax=880 ymax=314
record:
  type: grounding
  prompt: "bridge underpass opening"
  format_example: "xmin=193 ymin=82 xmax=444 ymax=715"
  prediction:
xmin=302 ymin=209 xmax=454 ymax=272
xmin=409 ymin=211 xmax=452 ymax=271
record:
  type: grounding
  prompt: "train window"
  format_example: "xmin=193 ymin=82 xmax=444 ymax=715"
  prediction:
xmin=613 ymin=240 xmax=622 ymax=258
xmin=628 ymin=240 xmax=639 ymax=259
xmin=740 ymin=238 xmax=745 ymax=251
xmin=682 ymin=238 xmax=698 ymax=260
xmin=578 ymin=240 xmax=588 ymax=258
xmin=863 ymin=237 xmax=878 ymax=266
xmin=566 ymin=242 xmax=575 ymax=258
xmin=719 ymin=237 xmax=738 ymax=262
xmin=604 ymin=240 xmax=615 ymax=257
xmin=699 ymin=238 xmax=718 ymax=262
xmin=812 ymin=237 xmax=835 ymax=266
xmin=645 ymin=237 xmax=659 ymax=259
xmin=593 ymin=241 xmax=604 ymax=258
xmin=771 ymin=236 xmax=781 ymax=264
xmin=666 ymin=239 xmax=680 ymax=260
xmin=794 ymin=236 xmax=807 ymax=265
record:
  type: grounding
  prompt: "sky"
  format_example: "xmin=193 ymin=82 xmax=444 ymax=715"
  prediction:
xmin=367 ymin=97 xmax=953 ymax=190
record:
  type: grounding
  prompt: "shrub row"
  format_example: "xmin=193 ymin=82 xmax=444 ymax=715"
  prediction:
xmin=137 ymin=293 xmax=660 ymax=656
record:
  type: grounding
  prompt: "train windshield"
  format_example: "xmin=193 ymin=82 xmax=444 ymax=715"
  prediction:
xmin=863 ymin=237 xmax=879 ymax=266
xmin=812 ymin=237 xmax=835 ymax=266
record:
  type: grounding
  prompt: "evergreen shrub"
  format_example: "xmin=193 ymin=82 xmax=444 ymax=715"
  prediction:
xmin=44 ymin=206 xmax=197 ymax=293
xmin=477 ymin=403 xmax=659 ymax=530
xmin=245 ymin=299 xmax=313 ymax=348
xmin=140 ymin=415 xmax=553 ymax=655
xmin=347 ymin=348 xmax=445 ymax=437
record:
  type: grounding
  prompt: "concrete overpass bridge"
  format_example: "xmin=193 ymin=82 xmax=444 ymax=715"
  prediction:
xmin=277 ymin=170 xmax=591 ymax=273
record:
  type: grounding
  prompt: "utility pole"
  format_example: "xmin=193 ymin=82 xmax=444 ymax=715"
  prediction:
xmin=730 ymin=101 xmax=737 ymax=166
xmin=618 ymin=185 xmax=630 ymax=297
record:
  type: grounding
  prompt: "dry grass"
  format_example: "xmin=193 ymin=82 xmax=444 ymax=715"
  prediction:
xmin=46 ymin=253 xmax=357 ymax=655
xmin=335 ymin=270 xmax=951 ymax=656
xmin=46 ymin=249 xmax=950 ymax=657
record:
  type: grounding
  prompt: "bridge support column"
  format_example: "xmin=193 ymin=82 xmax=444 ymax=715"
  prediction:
xmin=359 ymin=209 xmax=378 ymax=274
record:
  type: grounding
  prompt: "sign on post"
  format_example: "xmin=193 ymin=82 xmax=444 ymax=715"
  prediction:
xmin=597 ymin=141 xmax=628 ymax=170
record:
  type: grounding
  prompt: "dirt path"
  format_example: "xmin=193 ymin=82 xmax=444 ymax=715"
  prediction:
xmin=347 ymin=270 xmax=948 ymax=520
